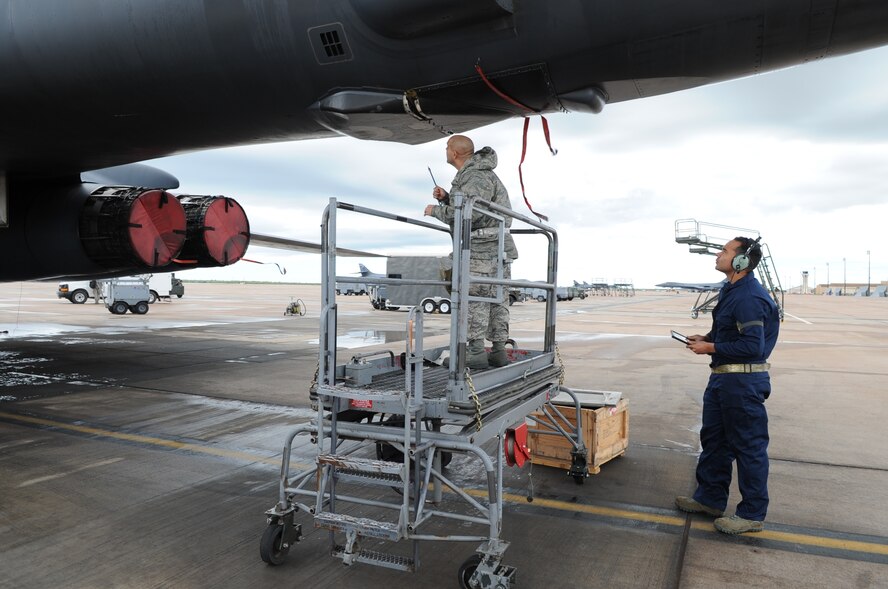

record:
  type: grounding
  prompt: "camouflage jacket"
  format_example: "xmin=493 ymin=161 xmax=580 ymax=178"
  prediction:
xmin=430 ymin=147 xmax=519 ymax=261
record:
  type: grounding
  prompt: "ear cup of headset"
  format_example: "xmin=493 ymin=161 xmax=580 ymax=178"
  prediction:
xmin=732 ymin=254 xmax=749 ymax=272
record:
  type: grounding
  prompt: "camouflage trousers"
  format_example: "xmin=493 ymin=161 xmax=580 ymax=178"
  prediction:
xmin=468 ymin=258 xmax=511 ymax=342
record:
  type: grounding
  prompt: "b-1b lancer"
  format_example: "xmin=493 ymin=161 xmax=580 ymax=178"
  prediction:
xmin=656 ymin=281 xmax=727 ymax=292
xmin=2 ymin=1 xmax=888 ymax=282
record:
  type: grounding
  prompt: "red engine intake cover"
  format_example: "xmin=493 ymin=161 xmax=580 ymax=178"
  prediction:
xmin=126 ymin=190 xmax=187 ymax=267
xmin=202 ymin=197 xmax=249 ymax=265
xmin=178 ymin=196 xmax=250 ymax=266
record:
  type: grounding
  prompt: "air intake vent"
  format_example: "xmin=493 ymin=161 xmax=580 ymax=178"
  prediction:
xmin=320 ymin=29 xmax=344 ymax=57
xmin=308 ymin=23 xmax=353 ymax=65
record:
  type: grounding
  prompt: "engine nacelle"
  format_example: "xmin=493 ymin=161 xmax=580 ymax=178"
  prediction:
xmin=177 ymin=195 xmax=250 ymax=267
xmin=80 ymin=186 xmax=187 ymax=269
xmin=0 ymin=177 xmax=250 ymax=282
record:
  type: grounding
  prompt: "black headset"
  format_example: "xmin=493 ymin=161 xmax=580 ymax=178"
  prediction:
xmin=732 ymin=237 xmax=762 ymax=272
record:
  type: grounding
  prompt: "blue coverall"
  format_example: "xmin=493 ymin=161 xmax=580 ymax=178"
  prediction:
xmin=692 ymin=273 xmax=780 ymax=521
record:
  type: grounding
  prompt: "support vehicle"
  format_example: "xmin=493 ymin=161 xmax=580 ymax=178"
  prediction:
xmin=104 ymin=279 xmax=151 ymax=315
xmin=366 ymin=256 xmax=452 ymax=314
xmin=58 ymin=273 xmax=183 ymax=304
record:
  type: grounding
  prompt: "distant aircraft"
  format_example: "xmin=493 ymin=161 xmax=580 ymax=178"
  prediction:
xmin=656 ymin=281 xmax=726 ymax=292
xmin=358 ymin=264 xmax=386 ymax=280
xmin=3 ymin=1 xmax=888 ymax=282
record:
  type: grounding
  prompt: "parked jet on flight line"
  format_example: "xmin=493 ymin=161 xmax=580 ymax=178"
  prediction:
xmin=656 ymin=281 xmax=727 ymax=292
xmin=2 ymin=1 xmax=888 ymax=283
xmin=358 ymin=264 xmax=386 ymax=281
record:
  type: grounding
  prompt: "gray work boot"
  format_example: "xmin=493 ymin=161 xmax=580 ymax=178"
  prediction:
xmin=714 ymin=514 xmax=764 ymax=534
xmin=488 ymin=341 xmax=509 ymax=368
xmin=674 ymin=496 xmax=724 ymax=517
xmin=466 ymin=339 xmax=489 ymax=370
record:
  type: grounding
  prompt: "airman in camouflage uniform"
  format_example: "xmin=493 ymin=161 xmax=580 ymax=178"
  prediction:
xmin=424 ymin=135 xmax=518 ymax=369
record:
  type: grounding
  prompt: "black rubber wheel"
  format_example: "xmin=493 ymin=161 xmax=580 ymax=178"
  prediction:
xmin=259 ymin=523 xmax=290 ymax=565
xmin=422 ymin=299 xmax=437 ymax=314
xmin=148 ymin=290 xmax=159 ymax=304
xmin=176 ymin=294 xmax=182 ymax=299
xmin=71 ymin=290 xmax=89 ymax=304
xmin=458 ymin=554 xmax=483 ymax=589
xmin=438 ymin=300 xmax=451 ymax=314
xmin=131 ymin=301 xmax=149 ymax=315
xmin=536 ymin=295 xmax=545 ymax=302
xmin=111 ymin=301 xmax=128 ymax=314
xmin=572 ymin=474 xmax=586 ymax=485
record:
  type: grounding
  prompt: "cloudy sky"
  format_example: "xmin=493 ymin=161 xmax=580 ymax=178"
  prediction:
xmin=148 ymin=45 xmax=888 ymax=290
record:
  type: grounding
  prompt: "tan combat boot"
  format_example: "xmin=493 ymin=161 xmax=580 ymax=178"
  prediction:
xmin=466 ymin=339 xmax=489 ymax=370
xmin=714 ymin=515 xmax=764 ymax=534
xmin=674 ymin=496 xmax=724 ymax=517
xmin=488 ymin=341 xmax=509 ymax=368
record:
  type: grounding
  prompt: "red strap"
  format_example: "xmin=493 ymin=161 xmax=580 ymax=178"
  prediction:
xmin=475 ymin=63 xmax=555 ymax=222
xmin=241 ymin=258 xmax=287 ymax=274
xmin=475 ymin=63 xmax=534 ymax=112
xmin=517 ymin=118 xmax=549 ymax=222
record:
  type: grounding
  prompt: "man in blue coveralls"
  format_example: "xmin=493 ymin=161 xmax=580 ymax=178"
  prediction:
xmin=675 ymin=236 xmax=780 ymax=534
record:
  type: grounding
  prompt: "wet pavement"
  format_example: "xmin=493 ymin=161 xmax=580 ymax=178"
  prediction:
xmin=1 ymin=282 xmax=887 ymax=588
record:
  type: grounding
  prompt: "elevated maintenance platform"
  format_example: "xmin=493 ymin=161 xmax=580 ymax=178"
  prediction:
xmin=261 ymin=195 xmax=603 ymax=588
xmin=674 ymin=218 xmax=785 ymax=320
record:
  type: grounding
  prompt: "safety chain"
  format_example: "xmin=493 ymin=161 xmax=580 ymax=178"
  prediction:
xmin=309 ymin=362 xmax=319 ymax=395
xmin=464 ymin=369 xmax=483 ymax=432
xmin=555 ymin=343 xmax=565 ymax=386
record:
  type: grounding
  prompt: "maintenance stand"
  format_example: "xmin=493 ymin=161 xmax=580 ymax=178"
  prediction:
xmin=261 ymin=194 xmax=597 ymax=588
xmin=674 ymin=219 xmax=785 ymax=320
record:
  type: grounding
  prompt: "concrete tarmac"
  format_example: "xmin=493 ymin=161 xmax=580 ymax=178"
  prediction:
xmin=1 ymin=282 xmax=887 ymax=588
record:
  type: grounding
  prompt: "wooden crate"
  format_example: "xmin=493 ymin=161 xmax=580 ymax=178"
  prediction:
xmin=528 ymin=398 xmax=628 ymax=474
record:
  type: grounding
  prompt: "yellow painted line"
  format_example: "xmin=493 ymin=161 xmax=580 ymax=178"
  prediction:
xmin=471 ymin=490 xmax=888 ymax=557
xmin=492 ymin=489 xmax=687 ymax=527
xmin=0 ymin=410 xmax=281 ymax=466
xmin=753 ymin=529 xmax=888 ymax=556
xmin=3 ymin=410 xmax=887 ymax=558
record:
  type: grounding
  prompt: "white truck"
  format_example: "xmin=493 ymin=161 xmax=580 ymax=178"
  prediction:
xmin=58 ymin=273 xmax=183 ymax=304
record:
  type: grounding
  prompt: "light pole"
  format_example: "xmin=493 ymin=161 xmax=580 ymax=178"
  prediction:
xmin=843 ymin=257 xmax=846 ymax=296
xmin=867 ymin=250 xmax=871 ymax=296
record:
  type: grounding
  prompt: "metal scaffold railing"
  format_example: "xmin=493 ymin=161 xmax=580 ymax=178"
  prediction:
xmin=260 ymin=194 xmax=609 ymax=588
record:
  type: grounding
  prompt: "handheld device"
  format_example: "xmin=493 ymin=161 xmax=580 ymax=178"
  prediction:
xmin=671 ymin=330 xmax=689 ymax=344
xmin=427 ymin=166 xmax=438 ymax=187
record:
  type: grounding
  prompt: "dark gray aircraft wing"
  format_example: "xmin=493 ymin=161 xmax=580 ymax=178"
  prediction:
xmin=249 ymin=234 xmax=383 ymax=258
